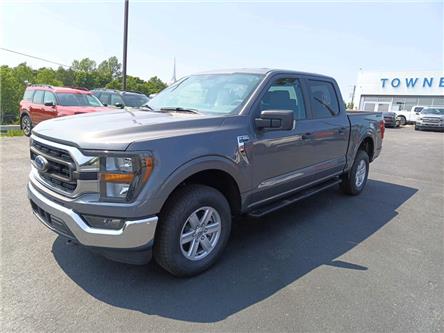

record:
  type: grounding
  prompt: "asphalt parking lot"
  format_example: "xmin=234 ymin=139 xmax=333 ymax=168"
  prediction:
xmin=1 ymin=126 xmax=443 ymax=332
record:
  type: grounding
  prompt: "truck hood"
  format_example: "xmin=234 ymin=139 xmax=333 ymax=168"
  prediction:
xmin=32 ymin=109 xmax=226 ymax=150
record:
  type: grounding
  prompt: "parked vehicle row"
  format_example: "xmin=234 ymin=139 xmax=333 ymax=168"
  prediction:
xmin=27 ymin=68 xmax=384 ymax=277
xmin=19 ymin=85 xmax=150 ymax=136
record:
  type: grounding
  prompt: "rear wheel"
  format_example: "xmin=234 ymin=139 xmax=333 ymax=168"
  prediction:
xmin=21 ymin=115 xmax=32 ymax=137
xmin=341 ymin=150 xmax=369 ymax=195
xmin=154 ymin=184 xmax=231 ymax=277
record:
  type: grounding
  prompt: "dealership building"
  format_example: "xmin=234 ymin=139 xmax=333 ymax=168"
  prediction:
xmin=352 ymin=70 xmax=444 ymax=112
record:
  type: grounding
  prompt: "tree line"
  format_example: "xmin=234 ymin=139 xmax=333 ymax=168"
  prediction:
xmin=0 ymin=56 xmax=167 ymax=124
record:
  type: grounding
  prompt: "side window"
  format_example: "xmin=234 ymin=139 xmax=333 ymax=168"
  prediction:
xmin=32 ymin=90 xmax=45 ymax=105
xmin=43 ymin=91 xmax=56 ymax=105
xmin=111 ymin=93 xmax=124 ymax=106
xmin=308 ymin=80 xmax=340 ymax=118
xmin=23 ymin=89 xmax=35 ymax=101
xmin=259 ymin=78 xmax=306 ymax=120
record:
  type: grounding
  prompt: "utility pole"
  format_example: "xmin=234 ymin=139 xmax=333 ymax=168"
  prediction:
xmin=122 ymin=0 xmax=129 ymax=91
xmin=350 ymin=85 xmax=356 ymax=109
xmin=171 ymin=57 xmax=177 ymax=84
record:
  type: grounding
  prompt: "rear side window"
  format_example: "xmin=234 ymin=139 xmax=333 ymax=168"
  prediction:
xmin=32 ymin=90 xmax=45 ymax=104
xmin=23 ymin=89 xmax=34 ymax=101
xmin=308 ymin=80 xmax=340 ymax=118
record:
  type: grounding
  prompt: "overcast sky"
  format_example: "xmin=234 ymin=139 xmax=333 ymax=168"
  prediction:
xmin=1 ymin=0 xmax=443 ymax=101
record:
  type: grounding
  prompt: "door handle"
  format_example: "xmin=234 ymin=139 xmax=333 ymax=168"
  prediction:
xmin=338 ymin=127 xmax=346 ymax=135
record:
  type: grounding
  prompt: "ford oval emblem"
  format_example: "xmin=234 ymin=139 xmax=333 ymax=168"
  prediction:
xmin=34 ymin=155 xmax=49 ymax=172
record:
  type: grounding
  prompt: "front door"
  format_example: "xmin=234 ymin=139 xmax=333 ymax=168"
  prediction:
xmin=247 ymin=76 xmax=323 ymax=206
xmin=41 ymin=91 xmax=58 ymax=122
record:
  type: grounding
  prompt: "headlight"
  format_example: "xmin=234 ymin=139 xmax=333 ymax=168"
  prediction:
xmin=98 ymin=154 xmax=153 ymax=202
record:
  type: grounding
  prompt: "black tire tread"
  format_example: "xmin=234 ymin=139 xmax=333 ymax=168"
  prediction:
xmin=154 ymin=184 xmax=231 ymax=277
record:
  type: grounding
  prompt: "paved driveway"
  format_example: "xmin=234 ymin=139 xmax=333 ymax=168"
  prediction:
xmin=1 ymin=127 xmax=443 ymax=332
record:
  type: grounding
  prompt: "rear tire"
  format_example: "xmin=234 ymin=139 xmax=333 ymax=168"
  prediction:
xmin=154 ymin=184 xmax=232 ymax=277
xmin=340 ymin=150 xmax=369 ymax=195
xmin=21 ymin=115 xmax=32 ymax=137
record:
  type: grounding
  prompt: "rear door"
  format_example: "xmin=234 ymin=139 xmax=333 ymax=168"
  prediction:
xmin=30 ymin=90 xmax=45 ymax=124
xmin=302 ymin=78 xmax=349 ymax=176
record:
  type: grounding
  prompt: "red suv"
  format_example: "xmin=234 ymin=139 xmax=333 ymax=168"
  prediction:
xmin=19 ymin=85 xmax=110 ymax=136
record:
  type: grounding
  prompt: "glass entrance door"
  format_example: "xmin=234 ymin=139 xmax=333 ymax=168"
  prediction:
xmin=363 ymin=102 xmax=391 ymax=112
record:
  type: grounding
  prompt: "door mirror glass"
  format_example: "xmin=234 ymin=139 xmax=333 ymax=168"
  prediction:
xmin=114 ymin=102 xmax=124 ymax=108
xmin=255 ymin=110 xmax=294 ymax=130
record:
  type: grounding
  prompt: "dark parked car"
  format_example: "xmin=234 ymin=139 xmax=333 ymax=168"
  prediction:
xmin=28 ymin=69 xmax=384 ymax=277
xmin=92 ymin=88 xmax=149 ymax=109
xmin=383 ymin=112 xmax=400 ymax=128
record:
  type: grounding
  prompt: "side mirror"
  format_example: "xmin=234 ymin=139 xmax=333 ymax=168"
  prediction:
xmin=114 ymin=102 xmax=124 ymax=108
xmin=44 ymin=101 xmax=55 ymax=107
xmin=255 ymin=110 xmax=294 ymax=131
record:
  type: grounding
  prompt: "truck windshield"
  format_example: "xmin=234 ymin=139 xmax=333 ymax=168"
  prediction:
xmin=56 ymin=93 xmax=103 ymax=107
xmin=122 ymin=94 xmax=149 ymax=107
xmin=421 ymin=108 xmax=444 ymax=115
xmin=147 ymin=73 xmax=264 ymax=115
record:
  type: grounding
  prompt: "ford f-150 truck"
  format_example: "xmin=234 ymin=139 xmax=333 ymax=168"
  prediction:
xmin=27 ymin=69 xmax=384 ymax=276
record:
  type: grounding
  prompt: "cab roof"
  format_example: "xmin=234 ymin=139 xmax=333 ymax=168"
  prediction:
xmin=196 ymin=68 xmax=334 ymax=80
xmin=27 ymin=85 xmax=91 ymax=94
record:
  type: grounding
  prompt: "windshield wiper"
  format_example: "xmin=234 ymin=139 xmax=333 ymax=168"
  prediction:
xmin=139 ymin=104 xmax=154 ymax=111
xmin=160 ymin=107 xmax=200 ymax=114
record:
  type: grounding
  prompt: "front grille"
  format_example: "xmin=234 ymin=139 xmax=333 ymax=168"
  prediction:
xmin=31 ymin=140 xmax=77 ymax=193
xmin=30 ymin=200 xmax=75 ymax=239
xmin=422 ymin=118 xmax=440 ymax=123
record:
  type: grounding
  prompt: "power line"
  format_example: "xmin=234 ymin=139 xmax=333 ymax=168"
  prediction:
xmin=0 ymin=47 xmax=71 ymax=68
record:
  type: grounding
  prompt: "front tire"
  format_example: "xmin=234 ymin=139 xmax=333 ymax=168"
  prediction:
xmin=341 ymin=150 xmax=369 ymax=195
xmin=21 ymin=114 xmax=32 ymax=137
xmin=154 ymin=184 xmax=232 ymax=277
xmin=398 ymin=116 xmax=406 ymax=126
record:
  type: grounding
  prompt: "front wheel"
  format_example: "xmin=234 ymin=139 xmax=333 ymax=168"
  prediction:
xmin=21 ymin=115 xmax=32 ymax=137
xmin=398 ymin=116 xmax=407 ymax=126
xmin=340 ymin=150 xmax=369 ymax=195
xmin=154 ymin=184 xmax=232 ymax=277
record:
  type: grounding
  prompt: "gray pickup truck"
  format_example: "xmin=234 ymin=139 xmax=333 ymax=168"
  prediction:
xmin=28 ymin=69 xmax=384 ymax=276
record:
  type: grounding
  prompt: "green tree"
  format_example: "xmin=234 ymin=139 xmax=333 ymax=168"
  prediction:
xmin=55 ymin=67 xmax=75 ymax=87
xmin=34 ymin=68 xmax=63 ymax=86
xmin=144 ymin=76 xmax=167 ymax=95
xmin=71 ymin=58 xmax=96 ymax=72
xmin=13 ymin=63 xmax=35 ymax=85
xmin=1 ymin=66 xmax=23 ymax=124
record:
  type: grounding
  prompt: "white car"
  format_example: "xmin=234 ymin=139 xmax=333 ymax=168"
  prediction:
xmin=396 ymin=105 xmax=425 ymax=125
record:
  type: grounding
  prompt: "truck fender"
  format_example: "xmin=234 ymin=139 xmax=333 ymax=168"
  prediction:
xmin=146 ymin=155 xmax=246 ymax=214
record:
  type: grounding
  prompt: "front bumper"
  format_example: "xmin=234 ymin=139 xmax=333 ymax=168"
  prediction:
xmin=416 ymin=122 xmax=444 ymax=130
xmin=28 ymin=182 xmax=158 ymax=251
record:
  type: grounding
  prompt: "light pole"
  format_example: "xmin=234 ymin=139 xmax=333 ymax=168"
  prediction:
xmin=122 ymin=0 xmax=129 ymax=91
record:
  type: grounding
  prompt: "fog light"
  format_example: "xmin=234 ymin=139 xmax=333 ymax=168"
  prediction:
xmin=83 ymin=215 xmax=125 ymax=230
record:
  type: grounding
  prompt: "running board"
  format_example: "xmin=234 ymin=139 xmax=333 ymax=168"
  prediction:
xmin=248 ymin=178 xmax=342 ymax=218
